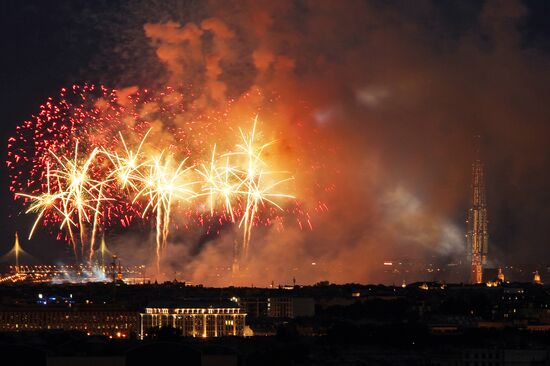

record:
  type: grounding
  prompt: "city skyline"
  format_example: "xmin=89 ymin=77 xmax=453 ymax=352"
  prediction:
xmin=2 ymin=2 xmax=550 ymax=364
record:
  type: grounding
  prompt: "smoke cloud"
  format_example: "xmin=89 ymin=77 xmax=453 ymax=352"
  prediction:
xmin=78 ymin=0 xmax=550 ymax=285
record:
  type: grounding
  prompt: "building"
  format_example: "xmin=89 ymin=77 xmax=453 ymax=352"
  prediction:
xmin=240 ymin=297 xmax=269 ymax=318
xmin=466 ymin=135 xmax=489 ymax=284
xmin=240 ymin=296 xmax=315 ymax=318
xmin=268 ymin=297 xmax=315 ymax=318
xmin=0 ymin=304 xmax=138 ymax=338
xmin=461 ymin=348 xmax=550 ymax=366
xmin=139 ymin=301 xmax=246 ymax=339
xmin=483 ymin=267 xmax=505 ymax=283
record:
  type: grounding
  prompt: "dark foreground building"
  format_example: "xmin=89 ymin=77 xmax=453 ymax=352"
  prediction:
xmin=0 ymin=335 xmax=238 ymax=366
xmin=1 ymin=282 xmax=550 ymax=365
xmin=0 ymin=304 xmax=138 ymax=338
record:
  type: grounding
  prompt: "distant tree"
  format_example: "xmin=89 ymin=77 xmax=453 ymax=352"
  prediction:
xmin=440 ymin=295 xmax=469 ymax=315
xmin=327 ymin=321 xmax=361 ymax=344
xmin=276 ymin=323 xmax=300 ymax=342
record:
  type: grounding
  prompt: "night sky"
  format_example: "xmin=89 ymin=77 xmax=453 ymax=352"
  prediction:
xmin=1 ymin=0 xmax=550 ymax=284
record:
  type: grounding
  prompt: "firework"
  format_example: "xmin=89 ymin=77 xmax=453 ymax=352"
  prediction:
xmin=196 ymin=145 xmax=241 ymax=222
xmin=133 ymin=152 xmax=199 ymax=272
xmin=105 ymin=130 xmax=151 ymax=191
xmin=16 ymin=163 xmax=66 ymax=240
xmin=225 ymin=117 xmax=295 ymax=265
xmin=48 ymin=141 xmax=112 ymax=259
xmin=8 ymin=85 xmax=135 ymax=243
xmin=8 ymin=85 xmax=308 ymax=275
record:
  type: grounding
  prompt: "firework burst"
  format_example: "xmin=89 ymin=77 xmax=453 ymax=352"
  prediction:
xmin=225 ymin=117 xmax=295 ymax=266
xmin=8 ymin=85 xmax=308 ymax=275
xmin=196 ymin=145 xmax=241 ymax=222
xmin=46 ymin=141 xmax=111 ymax=259
xmin=133 ymin=152 xmax=199 ymax=272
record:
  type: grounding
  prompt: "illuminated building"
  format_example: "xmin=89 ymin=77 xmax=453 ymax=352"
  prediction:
xmin=109 ymin=255 xmax=124 ymax=283
xmin=534 ymin=271 xmax=542 ymax=285
xmin=483 ymin=268 xmax=505 ymax=286
xmin=0 ymin=305 xmax=138 ymax=337
xmin=498 ymin=268 xmax=505 ymax=282
xmin=466 ymin=136 xmax=489 ymax=284
xmin=139 ymin=301 xmax=246 ymax=339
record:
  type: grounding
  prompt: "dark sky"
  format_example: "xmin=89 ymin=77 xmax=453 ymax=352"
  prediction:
xmin=1 ymin=0 xmax=550 ymax=283
xmin=0 ymin=1 xmax=100 ymax=262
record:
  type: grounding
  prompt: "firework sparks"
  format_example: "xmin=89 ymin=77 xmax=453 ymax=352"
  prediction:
xmin=196 ymin=145 xmax=241 ymax=222
xmin=16 ymin=164 xmax=67 ymax=240
xmin=47 ymin=141 xmax=111 ymax=259
xmin=133 ymin=152 xmax=199 ymax=272
xmin=16 ymin=141 xmax=111 ymax=261
xmin=226 ymin=116 xmax=295 ymax=267
xmin=105 ymin=129 xmax=151 ymax=191
xmin=8 ymin=85 xmax=311 ymax=276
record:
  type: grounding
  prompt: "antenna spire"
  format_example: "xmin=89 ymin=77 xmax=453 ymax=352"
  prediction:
xmin=14 ymin=232 xmax=20 ymax=273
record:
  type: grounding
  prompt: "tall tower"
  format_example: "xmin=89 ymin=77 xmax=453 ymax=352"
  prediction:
xmin=100 ymin=234 xmax=107 ymax=271
xmin=467 ymin=136 xmax=489 ymax=284
xmin=14 ymin=232 xmax=20 ymax=274
xmin=3 ymin=232 xmax=28 ymax=274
